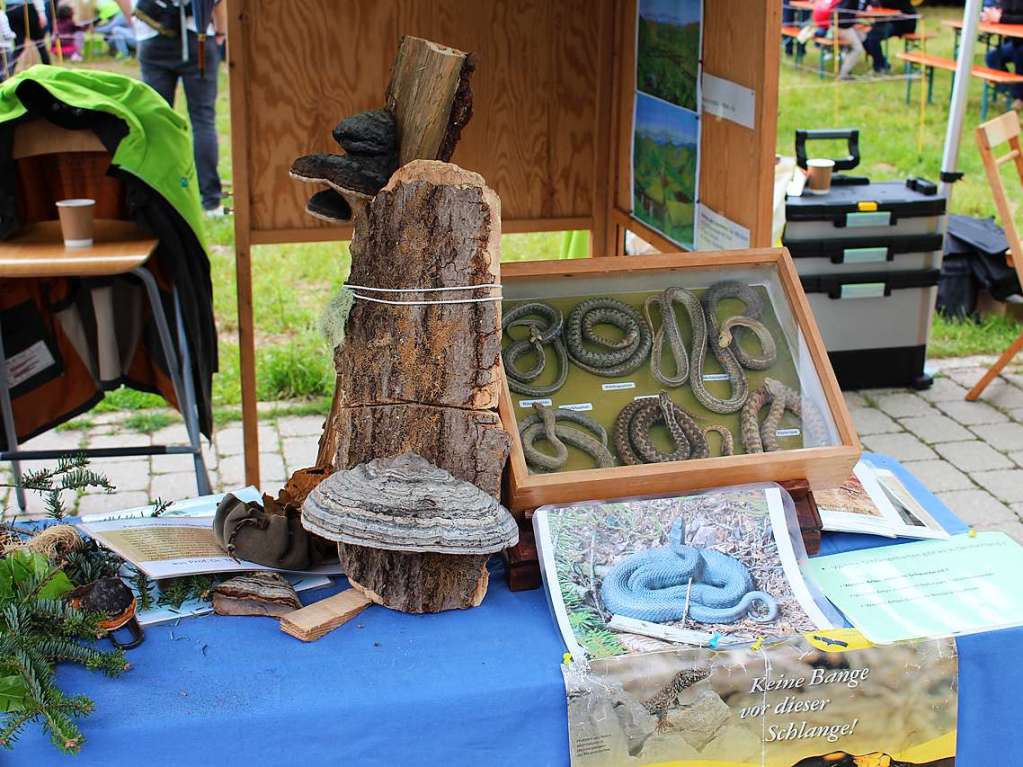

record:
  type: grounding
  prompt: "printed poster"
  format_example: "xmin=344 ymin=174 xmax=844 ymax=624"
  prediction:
xmin=565 ymin=633 xmax=957 ymax=767
xmin=633 ymin=0 xmax=702 ymax=250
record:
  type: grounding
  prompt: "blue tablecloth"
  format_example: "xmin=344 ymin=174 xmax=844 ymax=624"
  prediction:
xmin=14 ymin=454 xmax=1021 ymax=766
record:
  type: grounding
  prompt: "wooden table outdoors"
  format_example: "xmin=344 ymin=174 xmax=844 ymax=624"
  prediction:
xmin=0 ymin=220 xmax=157 ymax=278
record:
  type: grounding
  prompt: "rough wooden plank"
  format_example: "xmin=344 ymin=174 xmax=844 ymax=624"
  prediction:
xmin=317 ymin=402 xmax=509 ymax=500
xmin=334 ymin=161 xmax=502 ymax=410
xmin=279 ymin=589 xmax=373 ymax=642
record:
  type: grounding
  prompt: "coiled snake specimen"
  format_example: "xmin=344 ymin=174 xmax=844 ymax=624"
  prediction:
xmin=519 ymin=404 xmax=615 ymax=472
xmin=740 ymin=378 xmax=829 ymax=453
xmin=643 ymin=286 xmax=748 ymax=413
xmin=600 ymin=518 xmax=778 ymax=624
xmin=565 ymin=297 xmax=652 ymax=377
xmin=502 ymin=302 xmax=568 ymax=397
xmin=614 ymin=393 xmax=710 ymax=465
xmin=702 ymin=281 xmax=778 ymax=371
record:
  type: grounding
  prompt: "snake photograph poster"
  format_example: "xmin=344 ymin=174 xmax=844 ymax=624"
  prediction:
xmin=534 ymin=484 xmax=838 ymax=663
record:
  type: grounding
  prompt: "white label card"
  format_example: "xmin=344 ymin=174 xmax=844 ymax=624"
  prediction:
xmin=703 ymin=373 xmax=731 ymax=382
xmin=776 ymin=428 xmax=801 ymax=437
xmin=602 ymin=382 xmax=636 ymax=391
xmin=701 ymin=73 xmax=756 ymax=130
xmin=518 ymin=398 xmax=552 ymax=408
xmin=559 ymin=403 xmax=593 ymax=412
xmin=695 ymin=204 xmax=751 ymax=252
xmin=6 ymin=340 xmax=56 ymax=388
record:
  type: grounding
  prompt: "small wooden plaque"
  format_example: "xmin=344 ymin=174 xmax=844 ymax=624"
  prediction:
xmin=279 ymin=589 xmax=373 ymax=642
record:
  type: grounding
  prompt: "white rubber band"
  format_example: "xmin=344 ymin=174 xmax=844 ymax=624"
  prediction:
xmin=345 ymin=283 xmax=501 ymax=294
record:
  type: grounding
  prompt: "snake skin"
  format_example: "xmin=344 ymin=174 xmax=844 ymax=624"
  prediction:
xmin=702 ymin=281 xmax=777 ymax=371
xmin=644 ymin=288 xmax=695 ymax=387
xmin=702 ymin=425 xmax=735 ymax=457
xmin=717 ymin=316 xmax=777 ymax=370
xmin=614 ymin=393 xmax=709 ymax=465
xmin=740 ymin=378 xmax=803 ymax=453
xmin=600 ymin=518 xmax=779 ymax=624
xmin=519 ymin=404 xmax=614 ymax=471
xmin=502 ymin=302 xmax=569 ymax=397
xmin=565 ymin=297 xmax=652 ymax=377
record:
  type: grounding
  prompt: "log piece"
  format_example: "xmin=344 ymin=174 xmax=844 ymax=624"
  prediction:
xmin=340 ymin=545 xmax=490 ymax=613
xmin=333 ymin=161 xmax=502 ymax=410
xmin=316 ymin=402 xmax=509 ymax=500
xmin=212 ymin=573 xmax=302 ymax=618
xmin=386 ymin=36 xmax=475 ymax=166
xmin=279 ymin=589 xmax=373 ymax=642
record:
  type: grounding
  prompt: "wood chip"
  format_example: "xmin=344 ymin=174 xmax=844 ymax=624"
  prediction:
xmin=279 ymin=589 xmax=373 ymax=642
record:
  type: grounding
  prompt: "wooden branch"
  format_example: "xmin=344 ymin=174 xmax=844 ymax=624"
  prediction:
xmin=387 ymin=36 xmax=475 ymax=166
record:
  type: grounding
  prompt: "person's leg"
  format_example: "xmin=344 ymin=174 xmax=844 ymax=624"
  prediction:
xmin=180 ymin=34 xmax=222 ymax=211
xmin=25 ymin=7 xmax=49 ymax=65
xmin=987 ymin=40 xmax=1012 ymax=73
xmin=838 ymin=28 xmax=864 ymax=78
xmin=783 ymin=6 xmax=795 ymax=55
xmin=1009 ymin=41 xmax=1023 ymax=101
xmin=6 ymin=8 xmax=27 ymax=72
xmin=863 ymin=22 xmax=891 ymax=72
xmin=137 ymin=36 xmax=180 ymax=107
xmin=109 ymin=26 xmax=130 ymax=58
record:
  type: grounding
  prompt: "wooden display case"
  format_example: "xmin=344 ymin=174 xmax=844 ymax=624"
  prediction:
xmin=498 ymin=249 xmax=862 ymax=515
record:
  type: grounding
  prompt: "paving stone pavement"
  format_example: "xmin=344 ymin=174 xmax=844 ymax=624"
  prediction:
xmin=4 ymin=357 xmax=1023 ymax=543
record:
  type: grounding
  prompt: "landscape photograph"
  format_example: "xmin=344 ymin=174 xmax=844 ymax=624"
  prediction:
xmin=637 ymin=0 xmax=701 ymax=111
xmin=633 ymin=91 xmax=699 ymax=247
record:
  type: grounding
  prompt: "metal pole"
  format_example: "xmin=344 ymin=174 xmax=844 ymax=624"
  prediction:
xmin=940 ymin=0 xmax=984 ymax=200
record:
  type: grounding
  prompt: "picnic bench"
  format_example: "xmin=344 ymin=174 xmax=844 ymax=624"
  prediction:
xmin=897 ymin=49 xmax=1023 ymax=119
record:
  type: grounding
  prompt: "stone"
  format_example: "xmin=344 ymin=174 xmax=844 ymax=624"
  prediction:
xmin=219 ymin=453 xmax=286 ymax=487
xmin=212 ymin=572 xmax=302 ymax=617
xmin=277 ymin=416 xmax=325 ymax=438
xmin=282 ymin=437 xmax=319 ymax=471
xmin=937 ymin=400 xmax=1005 ymax=426
xmin=975 ymin=380 xmax=1023 ymax=409
xmin=919 ymin=377 xmax=969 ymax=403
xmin=970 ymin=422 xmax=1023 ymax=452
xmin=150 ymin=472 xmax=203 ymax=502
xmin=934 ymin=441 xmax=1013 ymax=472
xmin=899 ymin=414 xmax=973 ymax=444
xmin=86 ymin=433 xmax=151 ymax=449
xmin=332 ymin=108 xmax=399 ymax=155
xmin=973 ymin=519 xmax=1023 ymax=544
xmin=936 ymin=489 xmax=1016 ymax=525
xmin=860 ymin=432 xmax=936 ymax=462
xmin=1011 ymin=451 xmax=1023 ymax=468
xmin=944 ymin=366 xmax=987 ymax=388
xmin=660 ymin=687 xmax=730 ymax=750
xmin=1012 ymin=409 xmax=1023 ymax=423
xmin=77 ymin=491 xmax=150 ymax=516
xmin=290 ymin=152 xmax=397 ymax=197
xmin=971 ymin=469 xmax=1023 ymax=503
xmin=901 ymin=459 xmax=973 ymax=492
xmin=92 ymin=460 xmax=151 ymax=493
xmin=215 ymin=425 xmax=276 ymax=456
xmin=873 ymin=393 xmax=936 ymax=419
xmin=843 ymin=391 xmax=868 ymax=409
xmin=700 ymin=724 xmax=762 ymax=762
xmin=848 ymin=407 xmax=900 ymax=435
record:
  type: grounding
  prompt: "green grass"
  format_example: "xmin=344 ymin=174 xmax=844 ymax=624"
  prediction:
xmin=778 ymin=5 xmax=1023 ymax=356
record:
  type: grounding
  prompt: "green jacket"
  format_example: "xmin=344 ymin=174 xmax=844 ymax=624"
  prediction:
xmin=0 ymin=64 xmax=206 ymax=248
xmin=0 ymin=65 xmax=217 ymax=440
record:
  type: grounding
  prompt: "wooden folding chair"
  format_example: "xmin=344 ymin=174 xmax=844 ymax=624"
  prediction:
xmin=967 ymin=111 xmax=1023 ymax=401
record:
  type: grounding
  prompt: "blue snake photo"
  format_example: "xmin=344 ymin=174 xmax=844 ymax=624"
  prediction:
xmin=600 ymin=518 xmax=779 ymax=624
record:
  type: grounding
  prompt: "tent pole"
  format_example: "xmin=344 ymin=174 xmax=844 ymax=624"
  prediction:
xmin=940 ymin=0 xmax=984 ymax=201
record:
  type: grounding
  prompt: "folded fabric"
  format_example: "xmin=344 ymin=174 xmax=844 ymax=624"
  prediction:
xmin=213 ymin=493 xmax=334 ymax=571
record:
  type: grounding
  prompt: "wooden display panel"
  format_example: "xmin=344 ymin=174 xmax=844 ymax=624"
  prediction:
xmin=498 ymin=249 xmax=861 ymax=514
xmin=226 ymin=0 xmax=781 ymax=484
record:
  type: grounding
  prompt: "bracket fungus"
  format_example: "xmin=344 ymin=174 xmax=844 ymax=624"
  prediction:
xmin=302 ymin=453 xmax=518 ymax=613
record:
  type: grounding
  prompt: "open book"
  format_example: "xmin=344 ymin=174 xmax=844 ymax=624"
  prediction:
xmin=815 ymin=459 xmax=950 ymax=540
xmin=533 ymin=484 xmax=840 ymax=663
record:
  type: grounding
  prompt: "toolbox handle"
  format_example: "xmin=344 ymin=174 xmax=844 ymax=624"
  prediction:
xmin=829 ymin=282 xmax=890 ymax=300
xmin=795 ymin=129 xmax=860 ymax=172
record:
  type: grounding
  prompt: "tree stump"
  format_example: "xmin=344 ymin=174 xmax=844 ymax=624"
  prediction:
xmin=335 ymin=161 xmax=502 ymax=409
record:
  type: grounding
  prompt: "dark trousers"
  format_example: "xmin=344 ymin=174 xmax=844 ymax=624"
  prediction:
xmin=139 ymin=32 xmax=222 ymax=210
xmin=863 ymin=21 xmax=894 ymax=72
xmin=987 ymin=40 xmax=1023 ymax=100
xmin=6 ymin=5 xmax=51 ymax=73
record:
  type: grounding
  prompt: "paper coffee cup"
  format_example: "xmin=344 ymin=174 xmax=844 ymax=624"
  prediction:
xmin=56 ymin=198 xmax=96 ymax=248
xmin=805 ymin=159 xmax=835 ymax=195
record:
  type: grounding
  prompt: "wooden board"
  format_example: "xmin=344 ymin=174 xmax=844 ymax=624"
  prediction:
xmin=0 ymin=220 xmax=156 ymax=278
xmin=279 ymin=589 xmax=373 ymax=642
xmin=230 ymin=0 xmax=614 ymax=239
xmin=498 ymin=249 xmax=861 ymax=513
